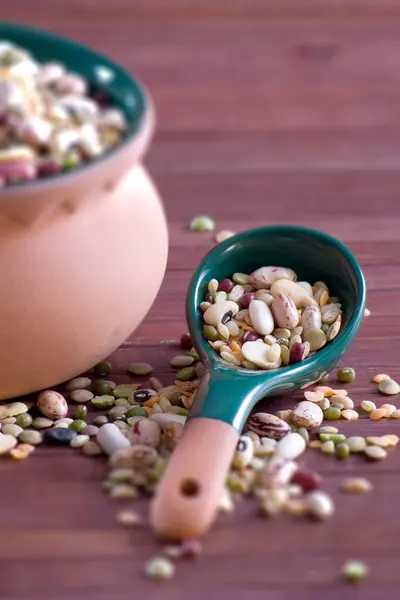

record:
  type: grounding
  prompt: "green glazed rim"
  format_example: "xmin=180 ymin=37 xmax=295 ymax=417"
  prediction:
xmin=186 ymin=225 xmax=366 ymax=430
xmin=0 ymin=21 xmax=150 ymax=190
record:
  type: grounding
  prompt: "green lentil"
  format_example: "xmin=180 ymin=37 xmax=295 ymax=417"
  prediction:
xmin=190 ymin=215 xmax=215 ymax=232
xmin=323 ymin=406 xmax=341 ymax=420
xmin=70 ymin=434 xmax=90 ymax=448
xmin=92 ymin=380 xmax=116 ymax=395
xmin=337 ymin=367 xmax=355 ymax=383
xmin=321 ymin=323 xmax=330 ymax=334
xmin=91 ymin=395 xmax=115 ymax=409
xmin=319 ymin=433 xmax=346 ymax=443
xmin=19 ymin=430 xmax=43 ymax=445
xmin=15 ymin=413 xmax=33 ymax=428
xmin=114 ymin=398 xmax=131 ymax=408
xmin=126 ymin=406 xmax=147 ymax=418
xmin=108 ymin=406 xmax=127 ymax=422
xmin=2 ymin=424 xmax=23 ymax=437
xmin=342 ymin=560 xmax=368 ymax=583
xmin=74 ymin=405 xmax=88 ymax=419
xmin=175 ymin=366 xmax=196 ymax=381
xmin=66 ymin=377 xmax=92 ymax=391
xmin=69 ymin=419 xmax=87 ymax=433
xmin=93 ymin=415 xmax=109 ymax=426
xmin=290 ymin=424 xmax=298 ymax=432
xmin=94 ymin=361 xmax=112 ymax=376
xmin=128 ymin=362 xmax=153 ymax=376
xmin=32 ymin=417 xmax=54 ymax=429
xmin=336 ymin=442 xmax=350 ymax=460
xmin=113 ymin=384 xmax=137 ymax=399
xmin=70 ymin=389 xmax=94 ymax=403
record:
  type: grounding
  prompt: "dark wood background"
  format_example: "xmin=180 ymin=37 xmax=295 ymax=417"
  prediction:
xmin=1 ymin=2 xmax=400 ymax=599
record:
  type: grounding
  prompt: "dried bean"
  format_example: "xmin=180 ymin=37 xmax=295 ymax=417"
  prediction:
xmin=247 ymin=413 xmax=290 ymax=439
xmin=337 ymin=367 xmax=355 ymax=383
xmin=292 ymin=401 xmax=323 ymax=429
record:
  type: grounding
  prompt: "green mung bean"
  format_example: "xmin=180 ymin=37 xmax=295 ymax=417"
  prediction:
xmin=15 ymin=413 xmax=33 ymax=428
xmin=92 ymin=380 xmax=116 ymax=395
xmin=74 ymin=405 xmax=88 ymax=420
xmin=94 ymin=361 xmax=112 ymax=376
xmin=337 ymin=367 xmax=355 ymax=383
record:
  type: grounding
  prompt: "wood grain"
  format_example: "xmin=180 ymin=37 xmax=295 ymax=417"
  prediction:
xmin=1 ymin=2 xmax=400 ymax=599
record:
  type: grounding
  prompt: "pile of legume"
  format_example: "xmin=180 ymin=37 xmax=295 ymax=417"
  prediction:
xmin=0 ymin=40 xmax=127 ymax=185
xmin=201 ymin=267 xmax=343 ymax=369
xmin=1 ymin=333 xmax=398 ymax=582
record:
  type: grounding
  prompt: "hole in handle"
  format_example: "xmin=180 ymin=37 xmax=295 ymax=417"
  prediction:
xmin=180 ymin=479 xmax=200 ymax=497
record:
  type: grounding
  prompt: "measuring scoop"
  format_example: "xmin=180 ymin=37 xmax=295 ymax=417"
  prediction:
xmin=150 ymin=225 xmax=366 ymax=539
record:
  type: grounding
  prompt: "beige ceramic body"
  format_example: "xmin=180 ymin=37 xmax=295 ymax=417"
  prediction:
xmin=0 ymin=107 xmax=168 ymax=399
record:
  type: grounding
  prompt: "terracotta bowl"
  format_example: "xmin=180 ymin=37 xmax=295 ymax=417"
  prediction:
xmin=0 ymin=24 xmax=168 ymax=399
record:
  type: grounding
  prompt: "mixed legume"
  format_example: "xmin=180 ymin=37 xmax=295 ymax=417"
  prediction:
xmin=0 ymin=41 xmax=127 ymax=186
xmin=0 ymin=315 xmax=398 ymax=583
xmin=201 ymin=267 xmax=343 ymax=370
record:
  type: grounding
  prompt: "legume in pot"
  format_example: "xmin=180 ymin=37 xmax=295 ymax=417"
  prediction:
xmin=0 ymin=40 xmax=127 ymax=186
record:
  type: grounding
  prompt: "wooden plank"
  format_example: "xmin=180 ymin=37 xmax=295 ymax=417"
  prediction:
xmin=1 ymin=1 xmax=400 ymax=598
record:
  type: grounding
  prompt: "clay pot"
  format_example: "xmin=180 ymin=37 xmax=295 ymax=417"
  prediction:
xmin=0 ymin=24 xmax=168 ymax=398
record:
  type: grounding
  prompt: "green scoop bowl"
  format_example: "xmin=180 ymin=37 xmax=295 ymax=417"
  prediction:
xmin=151 ymin=225 xmax=366 ymax=539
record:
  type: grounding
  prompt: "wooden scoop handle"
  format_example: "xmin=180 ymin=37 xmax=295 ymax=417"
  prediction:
xmin=150 ymin=417 xmax=239 ymax=540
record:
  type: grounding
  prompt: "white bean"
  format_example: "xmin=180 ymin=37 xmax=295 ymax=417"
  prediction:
xmin=248 ymin=300 xmax=274 ymax=335
xmin=96 ymin=424 xmax=130 ymax=456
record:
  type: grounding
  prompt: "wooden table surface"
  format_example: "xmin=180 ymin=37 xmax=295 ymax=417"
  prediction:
xmin=2 ymin=2 xmax=400 ymax=599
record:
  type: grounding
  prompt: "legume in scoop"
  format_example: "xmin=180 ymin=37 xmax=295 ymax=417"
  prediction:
xmin=201 ymin=266 xmax=343 ymax=369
